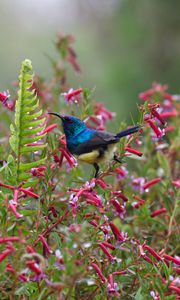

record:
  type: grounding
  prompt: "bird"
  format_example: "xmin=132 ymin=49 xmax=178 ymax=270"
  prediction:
xmin=48 ymin=112 xmax=140 ymax=178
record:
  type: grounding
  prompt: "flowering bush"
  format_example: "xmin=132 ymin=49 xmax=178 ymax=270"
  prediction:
xmin=0 ymin=34 xmax=179 ymax=299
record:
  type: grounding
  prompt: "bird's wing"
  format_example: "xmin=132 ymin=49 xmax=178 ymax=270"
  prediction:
xmin=73 ymin=131 xmax=118 ymax=155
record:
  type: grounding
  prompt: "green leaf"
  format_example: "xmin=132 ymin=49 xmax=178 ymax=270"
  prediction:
xmin=134 ymin=287 xmax=143 ymax=300
xmin=157 ymin=151 xmax=171 ymax=177
xmin=9 ymin=59 xmax=47 ymax=185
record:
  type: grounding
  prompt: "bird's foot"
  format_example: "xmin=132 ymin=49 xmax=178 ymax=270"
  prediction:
xmin=114 ymin=154 xmax=123 ymax=164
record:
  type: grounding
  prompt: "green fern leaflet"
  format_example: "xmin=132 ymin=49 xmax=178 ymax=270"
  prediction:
xmin=9 ymin=59 xmax=47 ymax=187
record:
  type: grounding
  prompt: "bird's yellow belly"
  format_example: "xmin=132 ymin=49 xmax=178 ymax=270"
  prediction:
xmin=77 ymin=144 xmax=118 ymax=165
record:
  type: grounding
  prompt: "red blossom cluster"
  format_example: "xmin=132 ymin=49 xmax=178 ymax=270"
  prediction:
xmin=0 ymin=90 xmax=15 ymax=110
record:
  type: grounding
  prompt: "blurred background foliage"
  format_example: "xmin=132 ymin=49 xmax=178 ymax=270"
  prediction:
xmin=0 ymin=0 xmax=180 ymax=122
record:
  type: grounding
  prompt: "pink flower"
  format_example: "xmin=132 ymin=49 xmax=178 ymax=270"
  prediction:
xmin=115 ymin=166 xmax=128 ymax=180
xmin=107 ymin=274 xmax=120 ymax=296
xmin=139 ymin=83 xmax=171 ymax=101
xmin=146 ymin=119 xmax=165 ymax=139
xmin=172 ymin=179 xmax=180 ymax=188
xmin=130 ymin=176 xmax=145 ymax=193
xmin=31 ymin=166 xmax=46 ymax=177
xmin=110 ymin=198 xmax=126 ymax=218
xmin=0 ymin=90 xmax=10 ymax=103
xmin=94 ymin=102 xmax=115 ymax=123
xmin=62 ymin=88 xmax=83 ymax=103
xmin=160 ymin=109 xmax=178 ymax=119
xmin=0 ymin=91 xmax=15 ymax=110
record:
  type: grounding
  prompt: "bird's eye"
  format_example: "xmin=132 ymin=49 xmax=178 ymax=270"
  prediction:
xmin=64 ymin=116 xmax=73 ymax=123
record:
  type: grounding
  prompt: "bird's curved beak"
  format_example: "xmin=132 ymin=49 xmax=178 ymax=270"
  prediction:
xmin=48 ymin=112 xmax=65 ymax=121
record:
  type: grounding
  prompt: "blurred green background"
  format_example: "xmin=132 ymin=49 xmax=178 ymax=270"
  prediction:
xmin=1 ymin=0 xmax=180 ymax=122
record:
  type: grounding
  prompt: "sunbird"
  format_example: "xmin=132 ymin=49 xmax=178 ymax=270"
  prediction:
xmin=48 ymin=113 xmax=140 ymax=177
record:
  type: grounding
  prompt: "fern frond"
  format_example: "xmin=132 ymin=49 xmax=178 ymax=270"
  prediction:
xmin=9 ymin=59 xmax=47 ymax=187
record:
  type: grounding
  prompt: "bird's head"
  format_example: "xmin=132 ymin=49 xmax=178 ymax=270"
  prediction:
xmin=48 ymin=113 xmax=87 ymax=138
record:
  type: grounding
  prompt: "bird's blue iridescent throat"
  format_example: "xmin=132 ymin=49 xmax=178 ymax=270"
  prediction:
xmin=66 ymin=128 xmax=95 ymax=154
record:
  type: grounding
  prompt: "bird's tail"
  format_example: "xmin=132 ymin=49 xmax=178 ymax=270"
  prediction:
xmin=116 ymin=125 xmax=140 ymax=138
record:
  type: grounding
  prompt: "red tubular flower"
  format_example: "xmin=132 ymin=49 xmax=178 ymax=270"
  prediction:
xmin=38 ymin=235 xmax=52 ymax=254
xmin=0 ymin=182 xmax=14 ymax=190
xmin=160 ymin=110 xmax=178 ymax=119
xmin=59 ymin=147 xmax=77 ymax=168
xmin=83 ymin=192 xmax=102 ymax=207
xmin=115 ymin=167 xmax=128 ymax=179
xmin=40 ymin=124 xmax=57 ymax=134
xmin=98 ymin=243 xmax=115 ymax=261
xmin=146 ymin=119 xmax=164 ymax=138
xmin=9 ymin=203 xmax=23 ymax=219
xmin=67 ymin=53 xmax=81 ymax=73
xmin=101 ymin=241 xmax=115 ymax=250
xmin=94 ymin=178 xmax=109 ymax=189
xmin=139 ymin=244 xmax=155 ymax=265
xmin=172 ymin=179 xmax=180 ymax=189
xmin=163 ymin=254 xmax=180 ymax=266
xmin=90 ymin=262 xmax=107 ymax=283
xmin=132 ymin=194 xmax=145 ymax=209
xmin=95 ymin=102 xmax=115 ymax=121
xmin=26 ymin=245 xmax=36 ymax=253
xmin=62 ymin=88 xmax=83 ymax=103
xmin=89 ymin=220 xmax=98 ymax=228
xmin=59 ymin=135 xmax=66 ymax=146
xmin=151 ymin=208 xmax=167 ymax=218
xmin=113 ymin=270 xmax=127 ymax=275
xmin=112 ymin=191 xmax=128 ymax=202
xmin=19 ymin=188 xmax=39 ymax=199
xmin=139 ymin=90 xmax=154 ymax=101
xmin=173 ymin=267 xmax=180 ymax=275
xmin=18 ymin=273 xmax=28 ymax=282
xmin=13 ymin=189 xmax=19 ymax=203
xmin=26 ymin=260 xmax=42 ymax=275
xmin=109 ymin=222 xmax=125 ymax=242
xmin=0 ymin=237 xmax=19 ymax=244
xmin=31 ymin=166 xmax=46 ymax=177
xmin=143 ymin=177 xmax=161 ymax=190
xmin=5 ymin=263 xmax=16 ymax=274
xmin=0 ymin=91 xmax=10 ymax=103
xmin=168 ymin=285 xmax=180 ymax=296
xmin=151 ymin=108 xmax=166 ymax=125
xmin=0 ymin=244 xmax=16 ymax=263
xmin=110 ymin=198 xmax=125 ymax=214
xmin=143 ymin=245 xmax=162 ymax=261
xmin=164 ymin=126 xmax=175 ymax=133
xmin=125 ymin=146 xmax=143 ymax=157
xmin=107 ymin=274 xmax=120 ymax=296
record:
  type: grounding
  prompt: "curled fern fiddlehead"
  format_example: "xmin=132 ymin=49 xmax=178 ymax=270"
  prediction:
xmin=9 ymin=59 xmax=47 ymax=187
